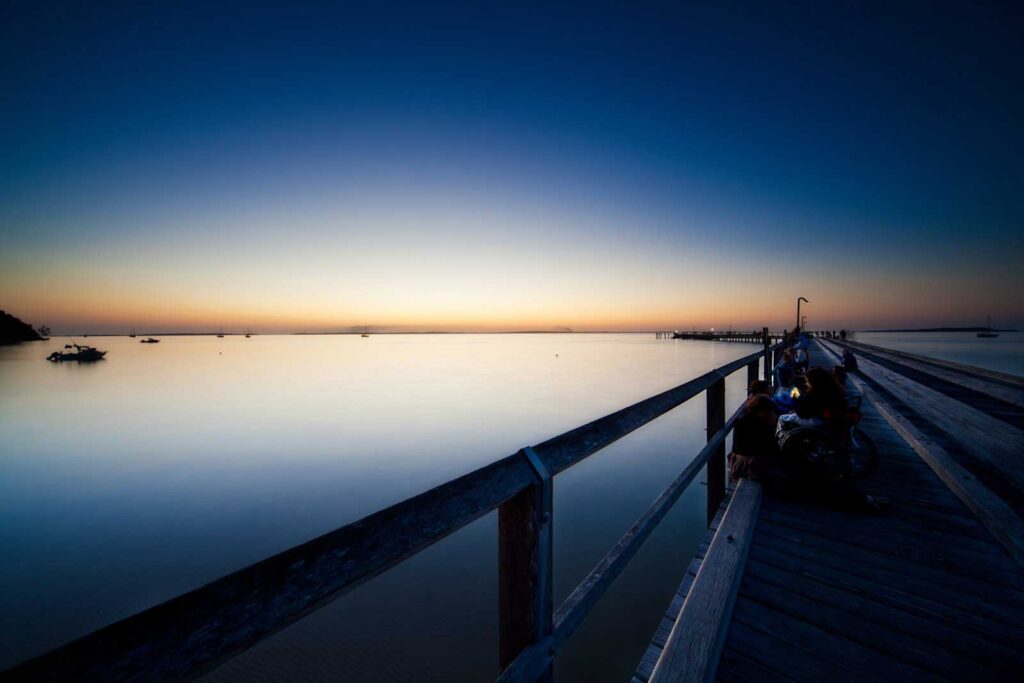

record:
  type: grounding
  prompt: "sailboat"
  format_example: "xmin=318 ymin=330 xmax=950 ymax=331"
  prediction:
xmin=977 ymin=316 xmax=999 ymax=338
xmin=245 ymin=328 xmax=251 ymax=338
xmin=361 ymin=325 xmax=370 ymax=338
xmin=129 ymin=328 xmax=136 ymax=338
xmin=217 ymin=327 xmax=225 ymax=338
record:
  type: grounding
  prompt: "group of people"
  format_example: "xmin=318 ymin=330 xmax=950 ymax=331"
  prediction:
xmin=729 ymin=335 xmax=888 ymax=512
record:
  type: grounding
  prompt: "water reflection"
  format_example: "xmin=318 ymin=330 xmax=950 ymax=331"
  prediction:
xmin=0 ymin=334 xmax=756 ymax=680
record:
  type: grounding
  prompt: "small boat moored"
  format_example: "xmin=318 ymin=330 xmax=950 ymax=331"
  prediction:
xmin=139 ymin=338 xmax=160 ymax=344
xmin=977 ymin=315 xmax=1000 ymax=338
xmin=47 ymin=343 xmax=107 ymax=362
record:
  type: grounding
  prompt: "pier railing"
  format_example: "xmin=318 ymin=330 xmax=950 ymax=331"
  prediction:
xmin=6 ymin=334 xmax=786 ymax=682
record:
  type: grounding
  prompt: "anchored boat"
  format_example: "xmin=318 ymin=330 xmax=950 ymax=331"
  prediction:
xmin=977 ymin=315 xmax=999 ymax=338
xmin=47 ymin=343 xmax=107 ymax=362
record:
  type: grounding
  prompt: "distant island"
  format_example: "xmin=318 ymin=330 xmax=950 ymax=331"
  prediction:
xmin=0 ymin=310 xmax=44 ymax=344
xmin=865 ymin=327 xmax=1018 ymax=333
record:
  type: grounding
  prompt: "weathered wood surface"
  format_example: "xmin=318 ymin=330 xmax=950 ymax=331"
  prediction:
xmin=498 ymin=449 xmax=553 ymax=678
xmin=819 ymin=340 xmax=1024 ymax=566
xmin=829 ymin=341 xmax=1024 ymax=495
xmin=844 ymin=339 xmax=1024 ymax=409
xmin=650 ymin=479 xmax=762 ymax=683
xmin=637 ymin=341 xmax=1024 ymax=682
xmin=844 ymin=338 xmax=1024 ymax=393
xmin=840 ymin=340 xmax=1024 ymax=428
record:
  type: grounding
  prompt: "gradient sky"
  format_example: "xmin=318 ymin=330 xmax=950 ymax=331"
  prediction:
xmin=1 ymin=1 xmax=1022 ymax=333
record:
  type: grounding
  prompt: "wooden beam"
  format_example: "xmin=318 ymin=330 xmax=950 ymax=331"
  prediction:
xmin=499 ymin=448 xmax=553 ymax=679
xmin=841 ymin=339 xmax=1024 ymax=409
xmin=650 ymin=478 xmax=763 ymax=683
xmin=706 ymin=375 xmax=727 ymax=525
xmin=828 ymin=342 xmax=1024 ymax=492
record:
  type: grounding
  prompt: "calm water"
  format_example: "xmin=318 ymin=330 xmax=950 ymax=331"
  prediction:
xmin=856 ymin=331 xmax=1024 ymax=377
xmin=0 ymin=333 xmax=759 ymax=681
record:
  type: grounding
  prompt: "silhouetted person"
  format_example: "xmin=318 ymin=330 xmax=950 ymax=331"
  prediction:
xmin=748 ymin=379 xmax=772 ymax=396
xmin=729 ymin=395 xmax=787 ymax=494
xmin=774 ymin=349 xmax=797 ymax=388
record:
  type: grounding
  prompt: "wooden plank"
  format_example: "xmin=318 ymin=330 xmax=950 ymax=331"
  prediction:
xmin=634 ymin=495 xmax=732 ymax=682
xmin=739 ymin=565 xmax=1010 ymax=679
xmin=750 ymin=529 xmax=1024 ymax=631
xmin=858 ymin=344 xmax=1024 ymax=409
xmin=650 ymin=479 xmax=762 ymax=683
xmin=824 ymin=341 xmax=1024 ymax=492
xmin=758 ymin=509 xmax=1022 ymax=586
xmin=731 ymin=598 xmax=946 ymax=683
xmin=723 ymin=621 xmax=866 ymax=683
xmin=843 ymin=338 xmax=1024 ymax=391
xmin=745 ymin=557 xmax=1023 ymax=666
xmin=717 ymin=647 xmax=795 ymax=683
xmin=754 ymin=523 xmax=1024 ymax=609
xmin=818 ymin=340 xmax=1024 ymax=567
xmin=747 ymin=539 xmax=1024 ymax=643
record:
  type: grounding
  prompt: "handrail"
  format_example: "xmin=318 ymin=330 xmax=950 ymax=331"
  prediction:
xmin=5 ymin=338 xmax=785 ymax=682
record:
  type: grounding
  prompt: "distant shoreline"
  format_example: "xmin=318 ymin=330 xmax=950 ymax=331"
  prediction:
xmin=864 ymin=327 xmax=1018 ymax=333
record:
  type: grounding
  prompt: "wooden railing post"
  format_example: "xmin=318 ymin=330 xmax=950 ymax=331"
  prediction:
xmin=762 ymin=328 xmax=770 ymax=382
xmin=706 ymin=374 xmax=726 ymax=525
xmin=499 ymin=447 xmax=553 ymax=681
xmin=746 ymin=359 xmax=759 ymax=392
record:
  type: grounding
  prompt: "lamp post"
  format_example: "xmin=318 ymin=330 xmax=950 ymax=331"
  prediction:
xmin=796 ymin=297 xmax=808 ymax=331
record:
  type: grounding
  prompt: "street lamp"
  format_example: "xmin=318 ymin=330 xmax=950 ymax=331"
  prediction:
xmin=796 ymin=297 xmax=809 ymax=331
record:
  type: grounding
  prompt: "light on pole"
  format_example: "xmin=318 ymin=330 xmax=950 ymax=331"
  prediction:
xmin=796 ymin=297 xmax=809 ymax=331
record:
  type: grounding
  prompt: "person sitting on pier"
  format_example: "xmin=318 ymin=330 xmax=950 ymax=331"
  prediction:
xmin=729 ymin=395 xmax=788 ymax=494
xmin=795 ymin=367 xmax=847 ymax=436
xmin=841 ymin=348 xmax=858 ymax=372
xmin=774 ymin=349 xmax=797 ymax=388
xmin=748 ymin=379 xmax=772 ymax=397
xmin=794 ymin=334 xmax=810 ymax=372
xmin=778 ymin=367 xmax=890 ymax=512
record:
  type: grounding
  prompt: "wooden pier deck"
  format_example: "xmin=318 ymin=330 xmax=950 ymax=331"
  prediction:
xmin=636 ymin=340 xmax=1024 ymax=682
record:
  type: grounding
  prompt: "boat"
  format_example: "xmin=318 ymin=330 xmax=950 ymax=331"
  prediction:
xmin=245 ymin=328 xmax=251 ymax=338
xmin=139 ymin=337 xmax=160 ymax=344
xmin=977 ymin=316 xmax=999 ymax=338
xmin=217 ymin=327 xmax=224 ymax=338
xmin=47 ymin=343 xmax=107 ymax=362
xmin=361 ymin=325 xmax=370 ymax=338
xmin=129 ymin=328 xmax=136 ymax=338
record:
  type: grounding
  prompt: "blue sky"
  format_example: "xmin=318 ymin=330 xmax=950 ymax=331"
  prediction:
xmin=1 ymin=1 xmax=1021 ymax=331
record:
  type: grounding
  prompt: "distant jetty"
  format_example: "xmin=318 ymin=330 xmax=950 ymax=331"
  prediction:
xmin=0 ymin=310 xmax=43 ymax=344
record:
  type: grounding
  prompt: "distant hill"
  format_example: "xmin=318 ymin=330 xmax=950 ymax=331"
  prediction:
xmin=0 ymin=310 xmax=44 ymax=344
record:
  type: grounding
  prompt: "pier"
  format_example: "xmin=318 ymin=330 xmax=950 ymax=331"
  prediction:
xmin=635 ymin=339 xmax=1024 ymax=682
xmin=5 ymin=334 xmax=1024 ymax=681
xmin=656 ymin=329 xmax=838 ymax=343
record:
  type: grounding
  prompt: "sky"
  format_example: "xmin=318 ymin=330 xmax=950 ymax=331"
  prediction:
xmin=1 ymin=1 xmax=1022 ymax=333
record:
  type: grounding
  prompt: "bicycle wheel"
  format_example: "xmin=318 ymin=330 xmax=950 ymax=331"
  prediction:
xmin=848 ymin=426 xmax=879 ymax=477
